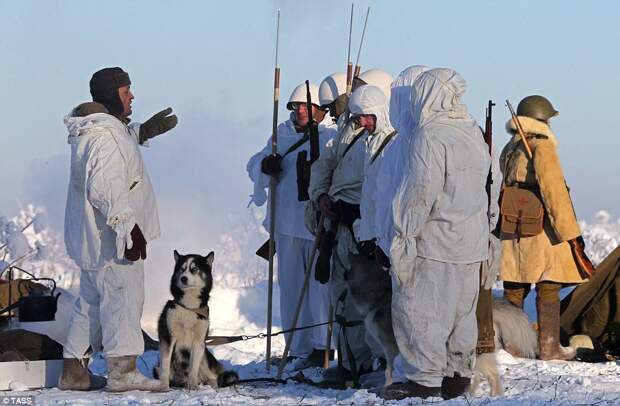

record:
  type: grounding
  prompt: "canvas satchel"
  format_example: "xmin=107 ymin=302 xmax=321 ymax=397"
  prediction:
xmin=499 ymin=186 xmax=545 ymax=237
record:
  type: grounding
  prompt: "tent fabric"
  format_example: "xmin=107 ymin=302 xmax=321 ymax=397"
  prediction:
xmin=561 ymin=245 xmax=620 ymax=341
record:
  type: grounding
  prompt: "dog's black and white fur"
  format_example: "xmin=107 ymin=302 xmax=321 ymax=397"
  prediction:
xmin=155 ymin=250 xmax=239 ymax=390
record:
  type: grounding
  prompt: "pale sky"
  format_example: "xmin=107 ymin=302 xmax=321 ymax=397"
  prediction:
xmin=1 ymin=0 xmax=619 ymax=237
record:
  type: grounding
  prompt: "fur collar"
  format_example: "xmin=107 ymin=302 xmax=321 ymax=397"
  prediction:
xmin=505 ymin=115 xmax=558 ymax=147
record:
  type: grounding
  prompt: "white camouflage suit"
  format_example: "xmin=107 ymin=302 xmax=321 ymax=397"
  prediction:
xmin=390 ymin=69 xmax=491 ymax=387
xmin=247 ymin=118 xmax=335 ymax=358
xmin=351 ymin=85 xmax=396 ymax=244
xmin=374 ymin=65 xmax=429 ymax=254
xmin=309 ymin=85 xmax=395 ymax=371
xmin=63 ymin=109 xmax=160 ymax=359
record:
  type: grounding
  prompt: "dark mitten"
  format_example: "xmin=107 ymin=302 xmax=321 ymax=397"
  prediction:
xmin=261 ymin=153 xmax=283 ymax=176
xmin=124 ymin=224 xmax=147 ymax=261
xmin=139 ymin=107 xmax=178 ymax=143
xmin=295 ymin=151 xmax=311 ymax=201
xmin=315 ymin=229 xmax=336 ymax=284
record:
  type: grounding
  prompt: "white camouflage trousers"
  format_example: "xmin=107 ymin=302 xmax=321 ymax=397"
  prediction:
xmin=63 ymin=259 xmax=145 ymax=359
xmin=391 ymin=256 xmax=480 ymax=387
xmin=276 ymin=234 xmax=332 ymax=357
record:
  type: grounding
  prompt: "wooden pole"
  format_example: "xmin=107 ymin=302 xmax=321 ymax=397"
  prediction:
xmin=265 ymin=9 xmax=280 ymax=371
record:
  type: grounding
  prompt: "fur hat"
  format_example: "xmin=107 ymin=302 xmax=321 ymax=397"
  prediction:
xmin=89 ymin=67 xmax=131 ymax=117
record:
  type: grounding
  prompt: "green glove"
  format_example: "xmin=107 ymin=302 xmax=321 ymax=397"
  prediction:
xmin=139 ymin=107 xmax=178 ymax=143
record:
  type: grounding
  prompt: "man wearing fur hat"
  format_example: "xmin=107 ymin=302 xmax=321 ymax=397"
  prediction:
xmin=499 ymin=95 xmax=592 ymax=360
xmin=59 ymin=67 xmax=177 ymax=391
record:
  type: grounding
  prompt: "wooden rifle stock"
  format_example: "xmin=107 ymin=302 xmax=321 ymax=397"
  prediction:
xmin=346 ymin=63 xmax=353 ymax=96
xmin=354 ymin=65 xmax=361 ymax=77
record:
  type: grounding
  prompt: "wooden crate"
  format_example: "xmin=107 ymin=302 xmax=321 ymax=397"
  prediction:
xmin=0 ymin=359 xmax=62 ymax=390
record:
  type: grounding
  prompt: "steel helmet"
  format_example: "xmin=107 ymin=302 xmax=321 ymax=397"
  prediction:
xmin=287 ymin=82 xmax=320 ymax=111
xmin=319 ymin=72 xmax=347 ymax=107
xmin=517 ymin=95 xmax=559 ymax=121
xmin=356 ymin=69 xmax=393 ymax=101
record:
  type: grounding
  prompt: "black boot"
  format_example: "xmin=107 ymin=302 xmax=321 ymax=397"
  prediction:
xmin=441 ymin=373 xmax=471 ymax=400
xmin=307 ymin=348 xmax=334 ymax=365
xmin=381 ymin=380 xmax=441 ymax=400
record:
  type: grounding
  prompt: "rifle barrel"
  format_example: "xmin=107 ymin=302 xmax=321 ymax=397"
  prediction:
xmin=354 ymin=6 xmax=370 ymax=70
xmin=274 ymin=9 xmax=280 ymax=67
xmin=347 ymin=3 xmax=353 ymax=66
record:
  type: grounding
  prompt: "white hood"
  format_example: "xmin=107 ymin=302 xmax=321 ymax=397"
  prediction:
xmin=374 ymin=65 xmax=428 ymax=252
xmin=348 ymin=85 xmax=397 ymax=241
xmin=390 ymin=68 xmax=490 ymax=266
xmin=410 ymin=68 xmax=476 ymax=131
xmin=389 ymin=65 xmax=429 ymax=136
xmin=348 ymin=85 xmax=392 ymax=137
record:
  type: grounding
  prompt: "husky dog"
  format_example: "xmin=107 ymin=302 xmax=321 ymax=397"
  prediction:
xmin=348 ymin=256 xmax=536 ymax=395
xmin=470 ymin=352 xmax=503 ymax=397
xmin=492 ymin=298 xmax=538 ymax=359
xmin=155 ymin=250 xmax=239 ymax=390
xmin=347 ymin=253 xmax=399 ymax=387
xmin=469 ymin=298 xmax=537 ymax=396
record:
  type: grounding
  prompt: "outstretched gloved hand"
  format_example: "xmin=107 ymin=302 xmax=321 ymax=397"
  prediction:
xmin=139 ymin=107 xmax=178 ymax=143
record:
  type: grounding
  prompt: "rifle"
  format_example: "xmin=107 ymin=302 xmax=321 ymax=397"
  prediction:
xmin=476 ymin=100 xmax=497 ymax=355
xmin=345 ymin=3 xmax=354 ymax=95
xmin=265 ymin=9 xmax=281 ymax=372
xmin=306 ymin=80 xmax=319 ymax=163
xmin=353 ymin=6 xmax=370 ymax=78
xmin=505 ymin=100 xmax=533 ymax=159
xmin=484 ymin=100 xmax=495 ymax=208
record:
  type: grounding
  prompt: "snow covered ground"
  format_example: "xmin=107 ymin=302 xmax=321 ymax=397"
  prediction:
xmin=2 ymin=208 xmax=620 ymax=404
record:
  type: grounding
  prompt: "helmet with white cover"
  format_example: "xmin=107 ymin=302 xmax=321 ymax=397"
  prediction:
xmin=348 ymin=84 xmax=391 ymax=135
xmin=355 ymin=69 xmax=393 ymax=101
xmin=319 ymin=72 xmax=347 ymax=107
xmin=287 ymin=82 xmax=320 ymax=111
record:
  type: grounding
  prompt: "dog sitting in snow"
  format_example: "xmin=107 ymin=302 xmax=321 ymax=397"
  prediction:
xmin=155 ymin=250 xmax=239 ymax=390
